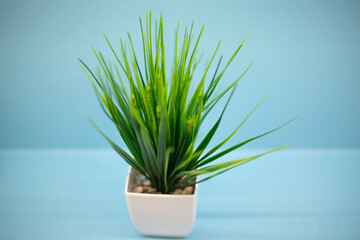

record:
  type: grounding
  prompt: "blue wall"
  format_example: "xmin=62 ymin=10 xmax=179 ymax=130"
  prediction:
xmin=0 ymin=0 xmax=359 ymax=148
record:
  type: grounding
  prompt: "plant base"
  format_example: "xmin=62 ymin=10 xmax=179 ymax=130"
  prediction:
xmin=125 ymin=167 xmax=198 ymax=237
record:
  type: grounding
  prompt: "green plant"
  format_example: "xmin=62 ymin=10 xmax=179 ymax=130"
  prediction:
xmin=79 ymin=12 xmax=297 ymax=194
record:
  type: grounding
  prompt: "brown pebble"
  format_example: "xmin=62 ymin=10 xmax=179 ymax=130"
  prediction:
xmin=141 ymin=186 xmax=151 ymax=192
xmin=173 ymin=189 xmax=182 ymax=195
xmin=142 ymin=179 xmax=152 ymax=187
xmin=133 ymin=186 xmax=143 ymax=193
xmin=184 ymin=186 xmax=194 ymax=193
xmin=181 ymin=186 xmax=194 ymax=195
xmin=147 ymin=187 xmax=157 ymax=193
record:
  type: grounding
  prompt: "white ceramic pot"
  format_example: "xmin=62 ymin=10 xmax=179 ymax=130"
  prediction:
xmin=125 ymin=167 xmax=198 ymax=237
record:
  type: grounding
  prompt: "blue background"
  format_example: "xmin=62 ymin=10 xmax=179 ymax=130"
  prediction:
xmin=1 ymin=1 xmax=360 ymax=239
xmin=1 ymin=0 xmax=359 ymax=149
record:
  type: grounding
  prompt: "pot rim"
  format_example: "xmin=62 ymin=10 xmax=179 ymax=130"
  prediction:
xmin=125 ymin=167 xmax=198 ymax=198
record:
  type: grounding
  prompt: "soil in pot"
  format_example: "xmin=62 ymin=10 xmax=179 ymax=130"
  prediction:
xmin=131 ymin=170 xmax=195 ymax=195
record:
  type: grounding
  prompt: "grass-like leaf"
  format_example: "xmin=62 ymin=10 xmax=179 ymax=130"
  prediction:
xmin=79 ymin=11 xmax=297 ymax=193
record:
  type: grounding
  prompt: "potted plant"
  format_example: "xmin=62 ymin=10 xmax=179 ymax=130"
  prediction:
xmin=79 ymin=12 xmax=297 ymax=238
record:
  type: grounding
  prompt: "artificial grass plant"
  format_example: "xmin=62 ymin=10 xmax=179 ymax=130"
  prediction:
xmin=79 ymin=12 xmax=297 ymax=194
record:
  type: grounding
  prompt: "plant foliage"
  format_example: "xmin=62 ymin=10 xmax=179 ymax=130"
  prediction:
xmin=79 ymin=12 xmax=297 ymax=193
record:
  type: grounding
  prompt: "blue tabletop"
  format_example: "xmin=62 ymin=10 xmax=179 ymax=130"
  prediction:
xmin=1 ymin=149 xmax=359 ymax=239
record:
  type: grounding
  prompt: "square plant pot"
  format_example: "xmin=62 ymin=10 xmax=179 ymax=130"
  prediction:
xmin=125 ymin=167 xmax=198 ymax=237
